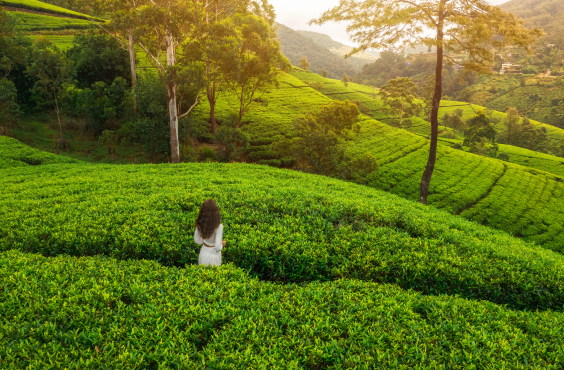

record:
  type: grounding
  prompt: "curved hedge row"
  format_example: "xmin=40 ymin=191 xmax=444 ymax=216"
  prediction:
xmin=1 ymin=250 xmax=563 ymax=369
xmin=2 ymin=0 xmax=104 ymax=21
xmin=2 ymin=161 xmax=564 ymax=311
xmin=0 ymin=136 xmax=77 ymax=169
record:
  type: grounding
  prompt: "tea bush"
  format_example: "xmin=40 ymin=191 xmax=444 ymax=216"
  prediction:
xmin=1 ymin=250 xmax=563 ymax=369
xmin=2 ymin=159 xmax=564 ymax=311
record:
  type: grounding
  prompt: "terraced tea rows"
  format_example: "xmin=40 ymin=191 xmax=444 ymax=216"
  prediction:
xmin=3 ymin=145 xmax=564 ymax=312
xmin=9 ymin=11 xmax=92 ymax=31
xmin=1 ymin=0 xmax=97 ymax=19
xmin=190 ymin=72 xmax=564 ymax=250
xmin=2 ymin=250 xmax=563 ymax=368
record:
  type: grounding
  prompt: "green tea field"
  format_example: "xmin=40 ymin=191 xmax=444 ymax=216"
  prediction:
xmin=188 ymin=72 xmax=564 ymax=251
xmin=2 ymin=137 xmax=564 ymax=367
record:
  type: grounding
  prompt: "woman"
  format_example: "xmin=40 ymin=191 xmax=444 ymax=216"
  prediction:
xmin=194 ymin=199 xmax=226 ymax=266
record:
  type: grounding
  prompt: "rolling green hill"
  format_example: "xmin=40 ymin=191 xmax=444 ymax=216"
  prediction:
xmin=8 ymin=11 xmax=92 ymax=31
xmin=185 ymin=71 xmax=564 ymax=251
xmin=1 ymin=0 xmax=98 ymax=20
xmin=275 ymin=23 xmax=358 ymax=79
xmin=2 ymin=137 xmax=564 ymax=367
xmin=295 ymin=30 xmax=377 ymax=72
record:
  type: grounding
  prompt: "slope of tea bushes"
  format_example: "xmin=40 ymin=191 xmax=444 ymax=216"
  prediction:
xmin=1 ymin=0 xmax=98 ymax=20
xmin=1 ymin=250 xmax=563 ymax=369
xmin=3 ymin=160 xmax=564 ymax=311
xmin=191 ymin=72 xmax=564 ymax=250
xmin=0 ymin=136 xmax=78 ymax=169
xmin=9 ymin=11 xmax=92 ymax=31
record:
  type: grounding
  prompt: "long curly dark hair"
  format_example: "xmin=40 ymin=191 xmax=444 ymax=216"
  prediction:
xmin=195 ymin=199 xmax=221 ymax=239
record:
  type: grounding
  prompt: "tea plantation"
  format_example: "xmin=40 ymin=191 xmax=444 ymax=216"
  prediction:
xmin=191 ymin=73 xmax=564 ymax=251
xmin=2 ymin=138 xmax=564 ymax=367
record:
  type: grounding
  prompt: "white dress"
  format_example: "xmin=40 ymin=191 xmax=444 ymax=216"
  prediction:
xmin=195 ymin=224 xmax=223 ymax=266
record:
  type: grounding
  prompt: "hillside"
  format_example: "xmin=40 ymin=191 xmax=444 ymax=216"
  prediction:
xmin=2 ymin=0 xmax=102 ymax=33
xmin=185 ymin=71 xmax=564 ymax=251
xmin=275 ymin=23 xmax=358 ymax=78
xmin=2 ymin=138 xmax=564 ymax=366
xmin=500 ymin=0 xmax=564 ymax=43
xmin=295 ymin=30 xmax=377 ymax=71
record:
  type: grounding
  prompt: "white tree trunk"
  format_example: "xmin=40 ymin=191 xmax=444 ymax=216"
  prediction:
xmin=129 ymin=31 xmax=137 ymax=85
xmin=129 ymin=31 xmax=137 ymax=113
xmin=166 ymin=33 xmax=180 ymax=163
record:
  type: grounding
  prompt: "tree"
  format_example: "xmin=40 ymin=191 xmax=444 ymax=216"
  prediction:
xmin=502 ymin=107 xmax=521 ymax=145
xmin=0 ymin=78 xmax=20 ymax=136
xmin=123 ymin=0 xmax=206 ymax=163
xmin=66 ymin=31 xmax=131 ymax=89
xmin=341 ymin=72 xmax=350 ymax=87
xmin=442 ymin=108 xmax=464 ymax=136
xmin=299 ymin=55 xmax=310 ymax=71
xmin=321 ymin=69 xmax=328 ymax=77
xmin=26 ymin=38 xmax=73 ymax=154
xmin=274 ymin=100 xmax=361 ymax=176
xmin=380 ymin=77 xmax=421 ymax=128
xmin=227 ymin=14 xmax=290 ymax=127
xmin=463 ymin=109 xmax=496 ymax=146
xmin=0 ymin=9 xmax=26 ymax=79
xmin=311 ymin=0 xmax=542 ymax=204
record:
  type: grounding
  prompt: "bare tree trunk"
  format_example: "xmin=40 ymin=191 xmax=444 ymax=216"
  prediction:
xmin=420 ymin=32 xmax=444 ymax=205
xmin=129 ymin=30 xmax=137 ymax=114
xmin=166 ymin=33 xmax=180 ymax=164
xmin=209 ymin=96 xmax=217 ymax=134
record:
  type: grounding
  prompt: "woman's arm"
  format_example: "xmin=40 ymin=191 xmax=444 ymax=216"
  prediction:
xmin=214 ymin=224 xmax=224 ymax=251
xmin=194 ymin=228 xmax=203 ymax=245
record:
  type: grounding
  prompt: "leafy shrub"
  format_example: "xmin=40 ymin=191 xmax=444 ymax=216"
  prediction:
xmin=199 ymin=146 xmax=216 ymax=161
xmin=66 ymin=31 xmax=131 ymax=89
xmin=214 ymin=114 xmax=249 ymax=162
xmin=3 ymin=161 xmax=564 ymax=311
xmin=498 ymin=152 xmax=510 ymax=161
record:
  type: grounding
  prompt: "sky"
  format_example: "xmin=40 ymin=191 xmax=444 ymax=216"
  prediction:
xmin=270 ymin=0 xmax=510 ymax=46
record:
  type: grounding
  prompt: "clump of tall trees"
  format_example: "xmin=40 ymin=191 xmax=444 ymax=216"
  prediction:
xmin=0 ymin=2 xmax=289 ymax=163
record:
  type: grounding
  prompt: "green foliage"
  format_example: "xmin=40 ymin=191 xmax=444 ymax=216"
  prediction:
xmin=523 ymin=65 xmax=539 ymax=74
xmin=298 ymin=55 xmax=310 ymax=71
xmin=2 ymin=249 xmax=564 ymax=368
xmin=3 ymin=156 xmax=564 ymax=312
xmin=463 ymin=110 xmax=497 ymax=146
xmin=0 ymin=78 xmax=20 ymax=135
xmin=66 ymin=31 xmax=131 ymax=89
xmin=64 ymin=77 xmax=131 ymax=135
xmin=214 ymin=114 xmax=249 ymax=162
xmin=274 ymin=100 xmax=360 ymax=176
xmin=199 ymin=145 xmax=216 ymax=161
xmin=379 ymin=77 xmax=421 ymax=128
xmin=498 ymin=151 xmax=510 ymax=161
xmin=98 ymin=130 xmax=118 ymax=155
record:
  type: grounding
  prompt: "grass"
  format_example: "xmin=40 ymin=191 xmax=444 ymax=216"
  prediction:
xmin=1 ymin=249 xmax=564 ymax=368
xmin=9 ymin=11 xmax=93 ymax=31
xmin=1 ymin=0 xmax=100 ymax=20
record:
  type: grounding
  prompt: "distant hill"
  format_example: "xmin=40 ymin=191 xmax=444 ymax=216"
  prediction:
xmin=275 ymin=23 xmax=359 ymax=78
xmin=295 ymin=30 xmax=377 ymax=71
xmin=500 ymin=0 xmax=564 ymax=43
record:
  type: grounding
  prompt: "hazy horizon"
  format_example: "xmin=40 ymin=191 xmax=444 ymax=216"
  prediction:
xmin=270 ymin=0 xmax=510 ymax=47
